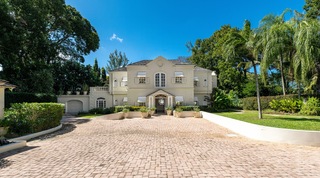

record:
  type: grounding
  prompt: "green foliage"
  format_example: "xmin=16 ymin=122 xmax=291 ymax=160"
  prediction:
xmin=212 ymin=89 xmax=232 ymax=110
xmin=5 ymin=92 xmax=57 ymax=108
xmin=122 ymin=108 xmax=130 ymax=113
xmin=0 ymin=0 xmax=99 ymax=93
xmin=194 ymin=107 xmax=201 ymax=112
xmin=218 ymin=61 xmax=243 ymax=93
xmin=217 ymin=111 xmax=320 ymax=131
xmin=227 ymin=90 xmax=242 ymax=108
xmin=269 ymin=98 xmax=303 ymax=113
xmin=176 ymin=106 xmax=198 ymax=111
xmin=106 ymin=50 xmax=129 ymax=73
xmin=114 ymin=105 xmax=142 ymax=112
xmin=175 ymin=107 xmax=183 ymax=112
xmin=88 ymin=107 xmax=114 ymax=115
xmin=139 ymin=107 xmax=148 ymax=113
xmin=300 ymin=97 xmax=320 ymax=115
xmin=4 ymin=103 xmax=64 ymax=136
xmin=242 ymin=95 xmax=299 ymax=110
xmin=52 ymin=60 xmax=101 ymax=94
xmin=304 ymin=0 xmax=320 ymax=19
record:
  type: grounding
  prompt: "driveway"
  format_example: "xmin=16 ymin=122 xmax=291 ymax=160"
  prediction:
xmin=1 ymin=115 xmax=320 ymax=177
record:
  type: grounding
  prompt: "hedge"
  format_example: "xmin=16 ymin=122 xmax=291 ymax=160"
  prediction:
xmin=242 ymin=95 xmax=300 ymax=110
xmin=4 ymin=103 xmax=64 ymax=136
xmin=5 ymin=92 xmax=57 ymax=108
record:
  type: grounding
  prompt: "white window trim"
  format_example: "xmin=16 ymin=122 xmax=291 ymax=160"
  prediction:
xmin=155 ymin=72 xmax=166 ymax=88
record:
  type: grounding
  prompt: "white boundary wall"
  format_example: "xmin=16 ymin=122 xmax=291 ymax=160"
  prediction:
xmin=202 ymin=111 xmax=320 ymax=146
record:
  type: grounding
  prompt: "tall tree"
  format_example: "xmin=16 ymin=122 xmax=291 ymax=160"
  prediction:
xmin=93 ymin=58 xmax=101 ymax=78
xmin=259 ymin=9 xmax=294 ymax=96
xmin=294 ymin=19 xmax=320 ymax=93
xmin=304 ymin=0 xmax=320 ymax=19
xmin=223 ymin=20 xmax=263 ymax=119
xmin=106 ymin=50 xmax=129 ymax=73
xmin=0 ymin=0 xmax=99 ymax=92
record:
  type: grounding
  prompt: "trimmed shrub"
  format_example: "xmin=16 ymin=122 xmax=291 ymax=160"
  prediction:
xmin=242 ymin=95 xmax=299 ymax=110
xmin=115 ymin=106 xmax=144 ymax=112
xmin=88 ymin=107 xmax=114 ymax=114
xmin=4 ymin=103 xmax=64 ymax=136
xmin=269 ymin=98 xmax=303 ymax=113
xmin=5 ymin=92 xmax=57 ymax=108
xmin=178 ymin=106 xmax=198 ymax=111
xmin=300 ymin=97 xmax=320 ymax=116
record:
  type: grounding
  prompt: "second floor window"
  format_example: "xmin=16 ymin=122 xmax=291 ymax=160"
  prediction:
xmin=139 ymin=77 xmax=146 ymax=84
xmin=175 ymin=77 xmax=183 ymax=84
xmin=155 ymin=73 xmax=165 ymax=87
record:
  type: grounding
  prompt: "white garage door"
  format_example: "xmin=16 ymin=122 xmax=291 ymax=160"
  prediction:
xmin=67 ymin=100 xmax=83 ymax=115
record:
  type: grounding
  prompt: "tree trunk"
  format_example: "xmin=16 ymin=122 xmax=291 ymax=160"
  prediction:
xmin=279 ymin=53 xmax=286 ymax=96
xmin=252 ymin=61 xmax=262 ymax=119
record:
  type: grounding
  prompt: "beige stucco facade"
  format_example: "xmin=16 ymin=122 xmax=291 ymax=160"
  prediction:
xmin=58 ymin=56 xmax=217 ymax=114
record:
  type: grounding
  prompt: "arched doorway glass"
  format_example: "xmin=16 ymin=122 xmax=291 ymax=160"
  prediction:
xmin=155 ymin=94 xmax=166 ymax=113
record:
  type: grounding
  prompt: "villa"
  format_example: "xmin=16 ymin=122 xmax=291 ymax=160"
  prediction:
xmin=58 ymin=56 xmax=217 ymax=114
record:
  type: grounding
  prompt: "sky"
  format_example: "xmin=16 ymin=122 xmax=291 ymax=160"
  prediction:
xmin=65 ymin=0 xmax=305 ymax=67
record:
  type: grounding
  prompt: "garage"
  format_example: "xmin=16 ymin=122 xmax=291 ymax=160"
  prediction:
xmin=66 ymin=100 xmax=83 ymax=114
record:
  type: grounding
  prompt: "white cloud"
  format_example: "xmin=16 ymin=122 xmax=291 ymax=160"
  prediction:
xmin=110 ymin=33 xmax=123 ymax=43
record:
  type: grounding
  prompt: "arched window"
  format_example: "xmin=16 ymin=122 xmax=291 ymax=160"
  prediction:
xmin=96 ymin=97 xmax=106 ymax=108
xmin=155 ymin=73 xmax=165 ymax=87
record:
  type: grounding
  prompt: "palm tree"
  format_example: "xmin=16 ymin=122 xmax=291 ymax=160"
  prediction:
xmin=223 ymin=20 xmax=263 ymax=119
xmin=294 ymin=19 xmax=320 ymax=93
xmin=259 ymin=9 xmax=295 ymax=96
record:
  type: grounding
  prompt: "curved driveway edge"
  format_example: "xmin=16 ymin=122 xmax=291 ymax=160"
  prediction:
xmin=202 ymin=111 xmax=320 ymax=146
xmin=11 ymin=124 xmax=63 ymax=141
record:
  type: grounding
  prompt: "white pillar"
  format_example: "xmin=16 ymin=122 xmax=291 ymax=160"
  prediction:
xmin=0 ymin=88 xmax=5 ymax=119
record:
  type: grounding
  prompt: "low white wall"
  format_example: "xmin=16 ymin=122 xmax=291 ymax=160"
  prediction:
xmin=13 ymin=124 xmax=63 ymax=141
xmin=202 ymin=112 xmax=320 ymax=146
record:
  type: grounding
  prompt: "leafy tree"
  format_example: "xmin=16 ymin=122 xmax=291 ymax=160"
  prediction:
xmin=259 ymin=9 xmax=294 ymax=96
xmin=93 ymin=58 xmax=101 ymax=78
xmin=106 ymin=50 xmax=129 ymax=73
xmin=101 ymin=67 xmax=107 ymax=82
xmin=223 ymin=20 xmax=263 ymax=119
xmin=217 ymin=61 xmax=242 ymax=95
xmin=304 ymin=0 xmax=320 ymax=19
xmin=0 ymin=0 xmax=99 ymax=92
xmin=294 ymin=19 xmax=320 ymax=93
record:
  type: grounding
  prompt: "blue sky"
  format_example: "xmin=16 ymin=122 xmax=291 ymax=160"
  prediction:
xmin=65 ymin=0 xmax=305 ymax=67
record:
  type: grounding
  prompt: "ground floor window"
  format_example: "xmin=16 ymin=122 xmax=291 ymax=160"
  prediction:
xmin=138 ymin=102 xmax=146 ymax=107
xmin=96 ymin=97 xmax=106 ymax=108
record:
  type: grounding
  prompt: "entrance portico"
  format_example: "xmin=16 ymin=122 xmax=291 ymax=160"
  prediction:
xmin=147 ymin=89 xmax=173 ymax=113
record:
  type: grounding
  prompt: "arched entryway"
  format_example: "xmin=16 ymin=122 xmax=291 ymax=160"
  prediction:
xmin=155 ymin=94 xmax=166 ymax=113
xmin=147 ymin=89 xmax=174 ymax=114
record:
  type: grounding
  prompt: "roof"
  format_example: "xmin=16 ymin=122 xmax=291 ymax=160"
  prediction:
xmin=110 ymin=67 xmax=127 ymax=72
xmin=110 ymin=58 xmax=193 ymax=72
xmin=0 ymin=80 xmax=16 ymax=88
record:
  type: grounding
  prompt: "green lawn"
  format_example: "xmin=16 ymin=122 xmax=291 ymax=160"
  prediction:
xmin=76 ymin=114 xmax=103 ymax=119
xmin=216 ymin=111 xmax=320 ymax=131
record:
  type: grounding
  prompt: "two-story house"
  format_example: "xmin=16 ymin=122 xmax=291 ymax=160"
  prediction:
xmin=58 ymin=56 xmax=217 ymax=114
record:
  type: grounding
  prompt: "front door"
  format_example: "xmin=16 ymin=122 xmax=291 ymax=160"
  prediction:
xmin=155 ymin=98 xmax=165 ymax=113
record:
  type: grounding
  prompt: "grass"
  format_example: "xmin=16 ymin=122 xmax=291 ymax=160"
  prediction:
xmin=216 ymin=111 xmax=320 ymax=131
xmin=76 ymin=113 xmax=103 ymax=119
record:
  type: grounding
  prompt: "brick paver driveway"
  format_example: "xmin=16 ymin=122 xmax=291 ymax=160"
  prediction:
xmin=1 ymin=115 xmax=320 ymax=177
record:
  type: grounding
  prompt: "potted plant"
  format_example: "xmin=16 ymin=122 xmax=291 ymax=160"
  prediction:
xmin=122 ymin=108 xmax=130 ymax=119
xmin=193 ymin=107 xmax=201 ymax=118
xmin=149 ymin=107 xmax=156 ymax=116
xmin=140 ymin=107 xmax=149 ymax=118
xmin=0 ymin=118 xmax=9 ymax=139
xmin=83 ymin=84 xmax=89 ymax=95
xmin=175 ymin=107 xmax=183 ymax=118
xmin=76 ymin=87 xmax=81 ymax=95
xmin=166 ymin=106 xmax=172 ymax=115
